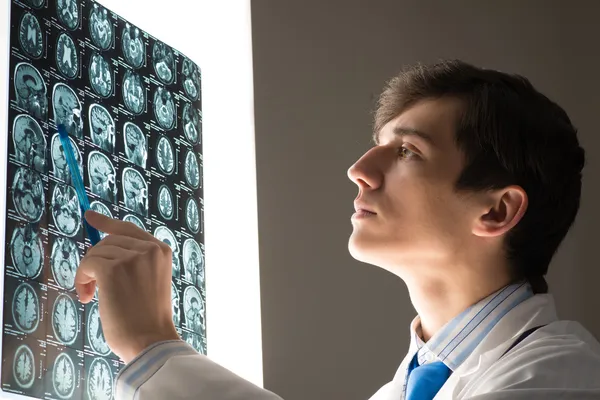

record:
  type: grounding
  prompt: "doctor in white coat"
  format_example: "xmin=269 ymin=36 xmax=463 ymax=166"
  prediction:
xmin=75 ymin=60 xmax=600 ymax=400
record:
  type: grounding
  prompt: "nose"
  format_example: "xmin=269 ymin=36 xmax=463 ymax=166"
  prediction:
xmin=347 ymin=146 xmax=383 ymax=190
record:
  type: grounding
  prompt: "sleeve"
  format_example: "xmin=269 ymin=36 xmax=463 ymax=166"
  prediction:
xmin=115 ymin=340 xmax=284 ymax=400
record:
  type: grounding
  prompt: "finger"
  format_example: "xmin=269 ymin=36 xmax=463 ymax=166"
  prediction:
xmin=85 ymin=210 xmax=158 ymax=242
xmin=75 ymin=281 xmax=96 ymax=304
xmin=85 ymin=244 xmax=139 ymax=260
xmin=92 ymin=234 xmax=153 ymax=253
xmin=74 ymin=265 xmax=98 ymax=304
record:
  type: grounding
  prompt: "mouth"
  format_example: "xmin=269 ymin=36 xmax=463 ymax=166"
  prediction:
xmin=352 ymin=208 xmax=377 ymax=220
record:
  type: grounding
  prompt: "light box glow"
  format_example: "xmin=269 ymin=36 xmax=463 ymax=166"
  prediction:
xmin=0 ymin=0 xmax=264 ymax=390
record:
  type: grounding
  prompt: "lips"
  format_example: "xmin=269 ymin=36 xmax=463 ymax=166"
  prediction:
xmin=354 ymin=201 xmax=377 ymax=215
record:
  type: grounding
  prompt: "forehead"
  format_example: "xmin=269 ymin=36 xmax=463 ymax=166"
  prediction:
xmin=376 ymin=97 xmax=464 ymax=147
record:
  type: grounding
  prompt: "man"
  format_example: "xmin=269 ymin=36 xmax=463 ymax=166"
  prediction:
xmin=76 ymin=60 xmax=600 ymax=400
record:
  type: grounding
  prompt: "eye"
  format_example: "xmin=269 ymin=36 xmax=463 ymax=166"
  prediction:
xmin=397 ymin=146 xmax=417 ymax=160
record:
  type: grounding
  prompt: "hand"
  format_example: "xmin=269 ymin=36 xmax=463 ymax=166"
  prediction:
xmin=75 ymin=210 xmax=180 ymax=363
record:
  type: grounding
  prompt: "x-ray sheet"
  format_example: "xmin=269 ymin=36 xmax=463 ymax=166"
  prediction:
xmin=3 ymin=0 xmax=205 ymax=398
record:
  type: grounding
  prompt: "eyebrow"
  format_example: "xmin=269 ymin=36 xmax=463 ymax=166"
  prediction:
xmin=374 ymin=126 xmax=435 ymax=146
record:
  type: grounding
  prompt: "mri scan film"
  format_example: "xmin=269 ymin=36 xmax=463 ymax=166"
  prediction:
xmin=51 ymin=237 xmax=80 ymax=290
xmin=4 ymin=2 xmax=204 ymax=398
xmin=89 ymin=104 xmax=115 ymax=153
xmin=14 ymin=62 xmax=47 ymax=120
xmin=89 ymin=3 xmax=113 ymax=50
xmin=124 ymin=122 xmax=147 ymax=168
xmin=19 ymin=12 xmax=43 ymax=59
xmin=88 ymin=151 xmax=116 ymax=202
xmin=51 ymin=132 xmax=83 ymax=185
xmin=89 ymin=52 xmax=112 ymax=97
xmin=122 ymin=70 xmax=145 ymax=115
xmin=12 ymin=167 xmax=45 ymax=223
xmin=51 ymin=183 xmax=82 ymax=237
xmin=52 ymin=83 xmax=83 ymax=138
xmin=10 ymin=224 xmax=43 ymax=279
xmin=12 ymin=114 xmax=46 ymax=173
xmin=56 ymin=32 xmax=78 ymax=79
xmin=153 ymin=41 xmax=175 ymax=84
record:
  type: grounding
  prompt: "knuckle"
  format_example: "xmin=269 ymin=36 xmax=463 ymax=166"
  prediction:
xmin=158 ymin=241 xmax=172 ymax=257
xmin=124 ymin=221 xmax=138 ymax=231
xmin=147 ymin=241 xmax=164 ymax=258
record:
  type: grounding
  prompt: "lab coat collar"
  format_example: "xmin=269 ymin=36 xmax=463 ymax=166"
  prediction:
xmin=434 ymin=293 xmax=558 ymax=399
xmin=386 ymin=294 xmax=558 ymax=400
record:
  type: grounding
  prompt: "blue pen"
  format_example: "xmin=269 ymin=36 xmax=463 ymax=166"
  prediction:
xmin=57 ymin=125 xmax=102 ymax=245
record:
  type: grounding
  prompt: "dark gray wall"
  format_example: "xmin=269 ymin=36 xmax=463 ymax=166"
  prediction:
xmin=251 ymin=1 xmax=600 ymax=399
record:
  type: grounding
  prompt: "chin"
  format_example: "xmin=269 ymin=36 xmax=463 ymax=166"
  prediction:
xmin=348 ymin=231 xmax=383 ymax=265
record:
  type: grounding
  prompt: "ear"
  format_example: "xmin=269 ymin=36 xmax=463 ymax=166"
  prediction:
xmin=472 ymin=186 xmax=528 ymax=238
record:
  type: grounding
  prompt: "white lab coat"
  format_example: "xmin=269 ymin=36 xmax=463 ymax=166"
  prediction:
xmin=115 ymin=294 xmax=600 ymax=399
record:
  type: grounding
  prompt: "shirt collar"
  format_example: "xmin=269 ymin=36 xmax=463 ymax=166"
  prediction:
xmin=408 ymin=280 xmax=534 ymax=371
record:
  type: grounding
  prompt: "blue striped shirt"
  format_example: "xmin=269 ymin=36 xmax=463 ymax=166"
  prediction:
xmin=115 ymin=340 xmax=199 ymax=400
xmin=408 ymin=280 xmax=534 ymax=372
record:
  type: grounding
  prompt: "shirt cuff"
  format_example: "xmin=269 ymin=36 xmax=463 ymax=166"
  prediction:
xmin=115 ymin=340 xmax=199 ymax=400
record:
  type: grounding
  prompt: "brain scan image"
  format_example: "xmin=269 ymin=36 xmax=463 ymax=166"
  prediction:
xmin=183 ymin=239 xmax=204 ymax=288
xmin=153 ymin=87 xmax=175 ymax=130
xmin=56 ymin=0 xmax=79 ymax=30
xmin=19 ymin=12 xmax=43 ymax=59
xmin=122 ymin=70 xmax=145 ymax=115
xmin=157 ymin=185 xmax=174 ymax=220
xmin=124 ymin=122 xmax=147 ymax=168
xmin=152 ymin=41 xmax=175 ymax=84
xmin=56 ymin=33 xmax=78 ymax=79
xmin=12 ymin=167 xmax=44 ymax=223
xmin=122 ymin=23 xmax=145 ymax=68
xmin=182 ymin=103 xmax=201 ymax=145
xmin=87 ymin=303 xmax=110 ymax=356
xmin=156 ymin=135 xmax=174 ymax=175
xmin=10 ymin=224 xmax=43 ymax=279
xmin=184 ymin=151 xmax=200 ymax=189
xmin=12 ymin=114 xmax=46 ymax=173
xmin=11 ymin=282 xmax=40 ymax=334
xmin=90 ymin=201 xmax=112 ymax=239
xmin=122 ymin=167 xmax=148 ymax=216
xmin=154 ymin=226 xmax=180 ymax=278
xmin=87 ymin=357 xmax=114 ymax=400
xmin=51 ymin=133 xmax=83 ymax=185
xmin=89 ymin=3 xmax=113 ymax=50
xmin=14 ymin=62 xmax=48 ymax=120
xmin=89 ymin=52 xmax=112 ymax=97
xmin=51 ymin=184 xmax=82 ymax=237
xmin=89 ymin=104 xmax=115 ymax=153
xmin=52 ymin=294 xmax=79 ymax=345
xmin=13 ymin=345 xmax=35 ymax=389
xmin=51 ymin=237 xmax=79 ymax=290
xmin=181 ymin=58 xmax=200 ymax=100
xmin=183 ymin=285 xmax=204 ymax=335
xmin=182 ymin=331 xmax=205 ymax=354
xmin=124 ymin=214 xmax=145 ymax=231
xmin=185 ymin=197 xmax=200 ymax=234
xmin=24 ymin=0 xmax=45 ymax=8
xmin=88 ymin=151 xmax=116 ymax=202
xmin=52 ymin=83 xmax=83 ymax=138
xmin=90 ymin=201 xmax=112 ymax=218
xmin=171 ymin=282 xmax=180 ymax=327
xmin=52 ymin=353 xmax=76 ymax=399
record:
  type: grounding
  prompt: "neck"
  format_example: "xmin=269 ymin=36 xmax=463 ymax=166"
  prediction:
xmin=404 ymin=262 xmax=513 ymax=342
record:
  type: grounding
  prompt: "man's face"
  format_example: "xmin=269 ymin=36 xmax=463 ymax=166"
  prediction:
xmin=348 ymin=97 xmax=482 ymax=277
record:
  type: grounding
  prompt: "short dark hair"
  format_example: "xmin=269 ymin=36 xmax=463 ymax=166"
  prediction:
xmin=374 ymin=60 xmax=585 ymax=294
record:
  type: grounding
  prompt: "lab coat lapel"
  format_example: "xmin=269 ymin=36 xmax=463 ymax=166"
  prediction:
xmin=431 ymin=294 xmax=558 ymax=399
